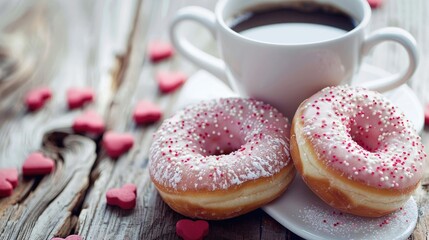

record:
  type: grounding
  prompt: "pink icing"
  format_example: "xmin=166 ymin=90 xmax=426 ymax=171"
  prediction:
xmin=149 ymin=98 xmax=291 ymax=191
xmin=300 ymin=85 xmax=426 ymax=189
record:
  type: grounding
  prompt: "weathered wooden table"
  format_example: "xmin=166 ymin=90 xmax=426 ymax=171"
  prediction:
xmin=0 ymin=0 xmax=428 ymax=239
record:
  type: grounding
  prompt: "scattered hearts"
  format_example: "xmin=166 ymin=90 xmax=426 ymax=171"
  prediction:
xmin=367 ymin=0 xmax=383 ymax=8
xmin=148 ymin=41 xmax=174 ymax=62
xmin=0 ymin=168 xmax=18 ymax=197
xmin=176 ymin=219 xmax=209 ymax=240
xmin=25 ymin=87 xmax=52 ymax=111
xmin=72 ymin=110 xmax=105 ymax=135
xmin=106 ymin=183 xmax=137 ymax=210
xmin=67 ymin=87 xmax=94 ymax=109
xmin=157 ymin=71 xmax=187 ymax=94
xmin=425 ymin=104 xmax=429 ymax=126
xmin=51 ymin=235 xmax=82 ymax=240
xmin=102 ymin=131 xmax=134 ymax=158
xmin=22 ymin=152 xmax=55 ymax=177
xmin=133 ymin=100 xmax=162 ymax=125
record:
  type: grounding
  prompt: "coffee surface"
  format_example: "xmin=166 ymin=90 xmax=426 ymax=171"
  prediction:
xmin=229 ymin=2 xmax=357 ymax=44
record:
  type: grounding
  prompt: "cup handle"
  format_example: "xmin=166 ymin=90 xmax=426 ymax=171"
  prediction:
xmin=359 ymin=27 xmax=419 ymax=92
xmin=170 ymin=7 xmax=228 ymax=82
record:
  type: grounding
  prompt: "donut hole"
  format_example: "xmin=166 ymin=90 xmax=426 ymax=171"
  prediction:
xmin=199 ymin=125 xmax=245 ymax=156
xmin=349 ymin=110 xmax=383 ymax=153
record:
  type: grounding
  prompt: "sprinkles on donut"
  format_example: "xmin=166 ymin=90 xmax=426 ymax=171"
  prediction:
xmin=149 ymin=98 xmax=295 ymax=220
xmin=291 ymin=85 xmax=426 ymax=217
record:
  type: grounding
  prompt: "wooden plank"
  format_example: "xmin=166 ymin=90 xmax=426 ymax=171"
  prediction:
xmin=0 ymin=0 xmax=138 ymax=239
xmin=76 ymin=0 xmax=180 ymax=236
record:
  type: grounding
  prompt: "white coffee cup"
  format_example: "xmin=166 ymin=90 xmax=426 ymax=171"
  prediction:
xmin=170 ymin=0 xmax=418 ymax=119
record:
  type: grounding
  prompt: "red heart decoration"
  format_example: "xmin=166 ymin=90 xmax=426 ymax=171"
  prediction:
xmin=367 ymin=0 xmax=383 ymax=8
xmin=425 ymin=104 xmax=429 ymax=126
xmin=51 ymin=235 xmax=82 ymax=240
xmin=72 ymin=110 xmax=105 ymax=135
xmin=176 ymin=219 xmax=209 ymax=240
xmin=0 ymin=168 xmax=18 ymax=197
xmin=157 ymin=71 xmax=187 ymax=94
xmin=148 ymin=41 xmax=174 ymax=62
xmin=106 ymin=183 xmax=137 ymax=210
xmin=25 ymin=87 xmax=52 ymax=111
xmin=133 ymin=100 xmax=162 ymax=125
xmin=102 ymin=131 xmax=134 ymax=158
xmin=67 ymin=87 xmax=94 ymax=109
xmin=22 ymin=152 xmax=55 ymax=177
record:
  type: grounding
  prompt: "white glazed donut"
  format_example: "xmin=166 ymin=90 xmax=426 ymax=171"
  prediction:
xmin=149 ymin=98 xmax=295 ymax=220
xmin=291 ymin=85 xmax=426 ymax=217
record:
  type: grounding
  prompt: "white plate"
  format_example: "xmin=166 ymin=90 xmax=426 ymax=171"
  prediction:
xmin=173 ymin=64 xmax=422 ymax=240
xmin=263 ymin=177 xmax=418 ymax=240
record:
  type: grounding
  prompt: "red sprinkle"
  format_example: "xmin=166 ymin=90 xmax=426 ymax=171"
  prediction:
xmin=67 ymin=87 xmax=94 ymax=109
xmin=148 ymin=41 xmax=174 ymax=62
xmin=72 ymin=110 xmax=105 ymax=135
xmin=176 ymin=219 xmax=209 ymax=240
xmin=22 ymin=152 xmax=55 ymax=177
xmin=367 ymin=0 xmax=383 ymax=8
xmin=106 ymin=183 xmax=137 ymax=210
xmin=24 ymin=87 xmax=52 ymax=111
xmin=157 ymin=71 xmax=187 ymax=94
xmin=102 ymin=131 xmax=134 ymax=158
xmin=0 ymin=168 xmax=19 ymax=197
xmin=424 ymin=104 xmax=429 ymax=126
xmin=133 ymin=100 xmax=162 ymax=124
xmin=51 ymin=235 xmax=82 ymax=240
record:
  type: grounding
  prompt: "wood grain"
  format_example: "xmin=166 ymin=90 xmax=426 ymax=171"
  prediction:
xmin=0 ymin=0 xmax=140 ymax=239
xmin=0 ymin=0 xmax=428 ymax=239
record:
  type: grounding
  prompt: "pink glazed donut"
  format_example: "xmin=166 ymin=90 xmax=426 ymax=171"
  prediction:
xmin=291 ymin=85 xmax=426 ymax=217
xmin=149 ymin=98 xmax=295 ymax=220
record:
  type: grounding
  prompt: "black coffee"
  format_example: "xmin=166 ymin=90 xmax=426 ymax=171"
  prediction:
xmin=229 ymin=2 xmax=357 ymax=44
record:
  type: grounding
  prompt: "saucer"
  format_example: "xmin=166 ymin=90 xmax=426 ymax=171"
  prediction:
xmin=263 ymin=177 xmax=418 ymax=240
xmin=172 ymin=64 xmax=422 ymax=240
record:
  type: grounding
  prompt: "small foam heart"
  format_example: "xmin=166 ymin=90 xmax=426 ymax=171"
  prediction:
xmin=148 ymin=41 xmax=174 ymax=62
xmin=367 ymin=0 xmax=383 ymax=8
xmin=0 ymin=168 xmax=19 ymax=197
xmin=157 ymin=71 xmax=187 ymax=94
xmin=176 ymin=219 xmax=209 ymax=240
xmin=25 ymin=87 xmax=52 ymax=111
xmin=22 ymin=152 xmax=55 ymax=177
xmin=72 ymin=110 xmax=105 ymax=135
xmin=102 ymin=131 xmax=134 ymax=158
xmin=67 ymin=87 xmax=94 ymax=109
xmin=133 ymin=100 xmax=162 ymax=125
xmin=51 ymin=235 xmax=82 ymax=240
xmin=106 ymin=183 xmax=137 ymax=210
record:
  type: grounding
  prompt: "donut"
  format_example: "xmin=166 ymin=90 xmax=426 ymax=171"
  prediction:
xmin=149 ymin=98 xmax=295 ymax=220
xmin=291 ymin=85 xmax=426 ymax=217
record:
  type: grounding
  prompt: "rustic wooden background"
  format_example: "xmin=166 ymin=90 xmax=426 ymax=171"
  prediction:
xmin=0 ymin=0 xmax=428 ymax=239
